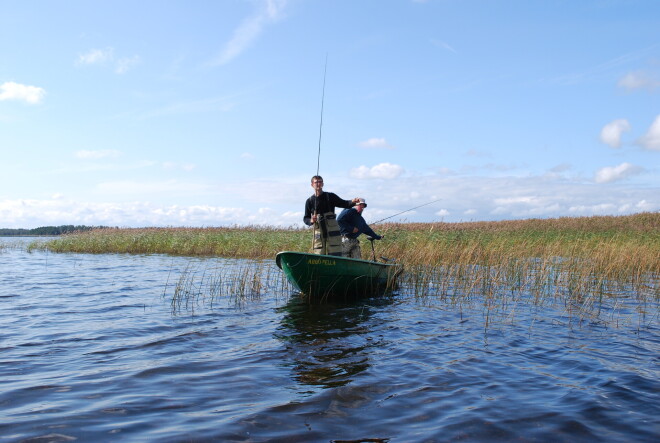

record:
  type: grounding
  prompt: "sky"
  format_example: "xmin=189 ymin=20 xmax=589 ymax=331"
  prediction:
xmin=1 ymin=0 xmax=659 ymax=229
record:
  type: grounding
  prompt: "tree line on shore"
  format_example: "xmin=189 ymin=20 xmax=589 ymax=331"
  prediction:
xmin=0 ymin=225 xmax=108 ymax=236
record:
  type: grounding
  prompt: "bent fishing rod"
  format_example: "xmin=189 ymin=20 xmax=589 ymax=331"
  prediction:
xmin=315 ymin=54 xmax=328 ymax=178
xmin=371 ymin=199 xmax=442 ymax=225
xmin=312 ymin=56 xmax=328 ymax=248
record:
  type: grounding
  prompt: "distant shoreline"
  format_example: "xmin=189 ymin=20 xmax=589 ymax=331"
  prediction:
xmin=0 ymin=235 xmax=59 ymax=237
xmin=0 ymin=225 xmax=108 ymax=237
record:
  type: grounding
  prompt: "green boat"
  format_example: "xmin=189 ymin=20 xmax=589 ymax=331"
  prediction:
xmin=275 ymin=251 xmax=403 ymax=300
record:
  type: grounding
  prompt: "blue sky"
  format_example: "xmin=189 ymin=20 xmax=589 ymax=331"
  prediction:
xmin=1 ymin=0 xmax=658 ymax=228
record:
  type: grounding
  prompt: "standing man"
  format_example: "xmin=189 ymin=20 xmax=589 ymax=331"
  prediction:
xmin=303 ymin=175 xmax=360 ymax=256
xmin=337 ymin=198 xmax=383 ymax=259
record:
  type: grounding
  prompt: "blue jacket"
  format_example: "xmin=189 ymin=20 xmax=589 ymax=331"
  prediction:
xmin=337 ymin=208 xmax=381 ymax=240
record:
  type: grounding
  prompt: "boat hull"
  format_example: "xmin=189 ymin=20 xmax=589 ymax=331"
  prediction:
xmin=275 ymin=251 xmax=402 ymax=300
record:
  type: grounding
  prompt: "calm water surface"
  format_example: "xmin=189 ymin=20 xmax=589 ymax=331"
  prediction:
xmin=1 ymin=238 xmax=658 ymax=442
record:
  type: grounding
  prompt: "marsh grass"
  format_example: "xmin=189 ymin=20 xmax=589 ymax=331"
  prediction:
xmin=37 ymin=213 xmax=659 ymax=325
xmin=167 ymin=259 xmax=294 ymax=314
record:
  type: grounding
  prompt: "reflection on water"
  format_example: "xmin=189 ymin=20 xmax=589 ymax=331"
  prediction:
xmin=275 ymin=297 xmax=393 ymax=390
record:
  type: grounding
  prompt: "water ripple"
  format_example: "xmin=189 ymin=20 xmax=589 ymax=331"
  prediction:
xmin=0 ymin=244 xmax=658 ymax=441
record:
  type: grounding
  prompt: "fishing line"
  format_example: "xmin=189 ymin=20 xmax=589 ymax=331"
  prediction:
xmin=372 ymin=199 xmax=442 ymax=225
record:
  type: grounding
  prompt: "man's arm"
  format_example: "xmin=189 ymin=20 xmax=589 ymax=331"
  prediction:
xmin=328 ymin=193 xmax=356 ymax=209
xmin=356 ymin=216 xmax=381 ymax=239
xmin=303 ymin=199 xmax=313 ymax=226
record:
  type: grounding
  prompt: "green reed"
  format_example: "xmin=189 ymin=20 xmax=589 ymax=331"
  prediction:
xmin=167 ymin=259 xmax=294 ymax=314
xmin=41 ymin=226 xmax=309 ymax=257
xmin=35 ymin=212 xmax=659 ymax=324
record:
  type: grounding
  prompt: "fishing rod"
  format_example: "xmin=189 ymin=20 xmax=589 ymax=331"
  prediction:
xmin=316 ymin=54 xmax=328 ymax=177
xmin=312 ymin=55 xmax=328 ymax=250
xmin=371 ymin=199 xmax=442 ymax=225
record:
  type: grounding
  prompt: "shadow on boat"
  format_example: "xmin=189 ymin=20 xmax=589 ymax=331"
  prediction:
xmin=274 ymin=294 xmax=395 ymax=390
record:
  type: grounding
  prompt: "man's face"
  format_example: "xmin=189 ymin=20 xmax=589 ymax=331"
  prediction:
xmin=356 ymin=204 xmax=365 ymax=214
xmin=311 ymin=178 xmax=323 ymax=192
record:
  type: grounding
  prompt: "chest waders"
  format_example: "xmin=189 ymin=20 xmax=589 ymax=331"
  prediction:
xmin=312 ymin=212 xmax=342 ymax=256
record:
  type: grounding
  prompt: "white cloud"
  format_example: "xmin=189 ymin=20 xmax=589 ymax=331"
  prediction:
xmin=637 ymin=114 xmax=660 ymax=151
xmin=430 ymin=39 xmax=457 ymax=53
xmin=0 ymin=198 xmax=301 ymax=228
xmin=77 ymin=48 xmax=114 ymax=65
xmin=124 ymin=96 xmax=235 ymax=120
xmin=241 ymin=152 xmax=255 ymax=160
xmin=75 ymin=149 xmax=122 ymax=159
xmin=350 ymin=162 xmax=404 ymax=179
xmin=568 ymin=203 xmax=617 ymax=214
xmin=617 ymin=71 xmax=660 ymax=91
xmin=494 ymin=196 xmax=536 ymax=205
xmin=162 ymin=162 xmax=196 ymax=171
xmin=96 ymin=180 xmax=210 ymax=195
xmin=599 ymin=119 xmax=630 ymax=148
xmin=594 ymin=162 xmax=642 ymax=183
xmin=2 ymin=171 xmax=657 ymax=228
xmin=358 ymin=138 xmax=394 ymax=149
xmin=115 ymin=55 xmax=141 ymax=74
xmin=76 ymin=48 xmax=140 ymax=74
xmin=213 ymin=0 xmax=288 ymax=65
xmin=0 ymin=81 xmax=46 ymax=104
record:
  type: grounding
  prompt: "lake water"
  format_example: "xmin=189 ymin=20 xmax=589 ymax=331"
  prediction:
xmin=1 ymin=238 xmax=658 ymax=442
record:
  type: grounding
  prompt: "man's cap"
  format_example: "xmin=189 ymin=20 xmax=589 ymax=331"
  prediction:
xmin=356 ymin=198 xmax=367 ymax=207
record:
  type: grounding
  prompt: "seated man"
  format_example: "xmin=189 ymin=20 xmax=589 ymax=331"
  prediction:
xmin=337 ymin=198 xmax=383 ymax=259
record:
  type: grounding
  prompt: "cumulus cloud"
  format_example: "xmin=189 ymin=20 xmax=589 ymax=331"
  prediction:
xmin=637 ymin=115 xmax=660 ymax=151
xmin=0 ymin=198 xmax=301 ymax=228
xmin=212 ymin=0 xmax=288 ymax=65
xmin=75 ymin=149 xmax=122 ymax=159
xmin=594 ymin=162 xmax=642 ymax=183
xmin=358 ymin=138 xmax=394 ymax=149
xmin=349 ymin=162 xmax=404 ymax=179
xmin=0 ymin=81 xmax=46 ymax=104
xmin=599 ymin=119 xmax=630 ymax=148
xmin=617 ymin=71 xmax=660 ymax=91
xmin=2 ymin=171 xmax=658 ymax=228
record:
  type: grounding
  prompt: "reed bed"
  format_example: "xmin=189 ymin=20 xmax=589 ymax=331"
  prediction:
xmin=39 ymin=212 xmax=659 ymax=274
xmin=37 ymin=213 xmax=659 ymax=324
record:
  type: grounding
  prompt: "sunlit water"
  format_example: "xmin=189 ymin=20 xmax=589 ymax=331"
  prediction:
xmin=1 ymin=238 xmax=658 ymax=442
